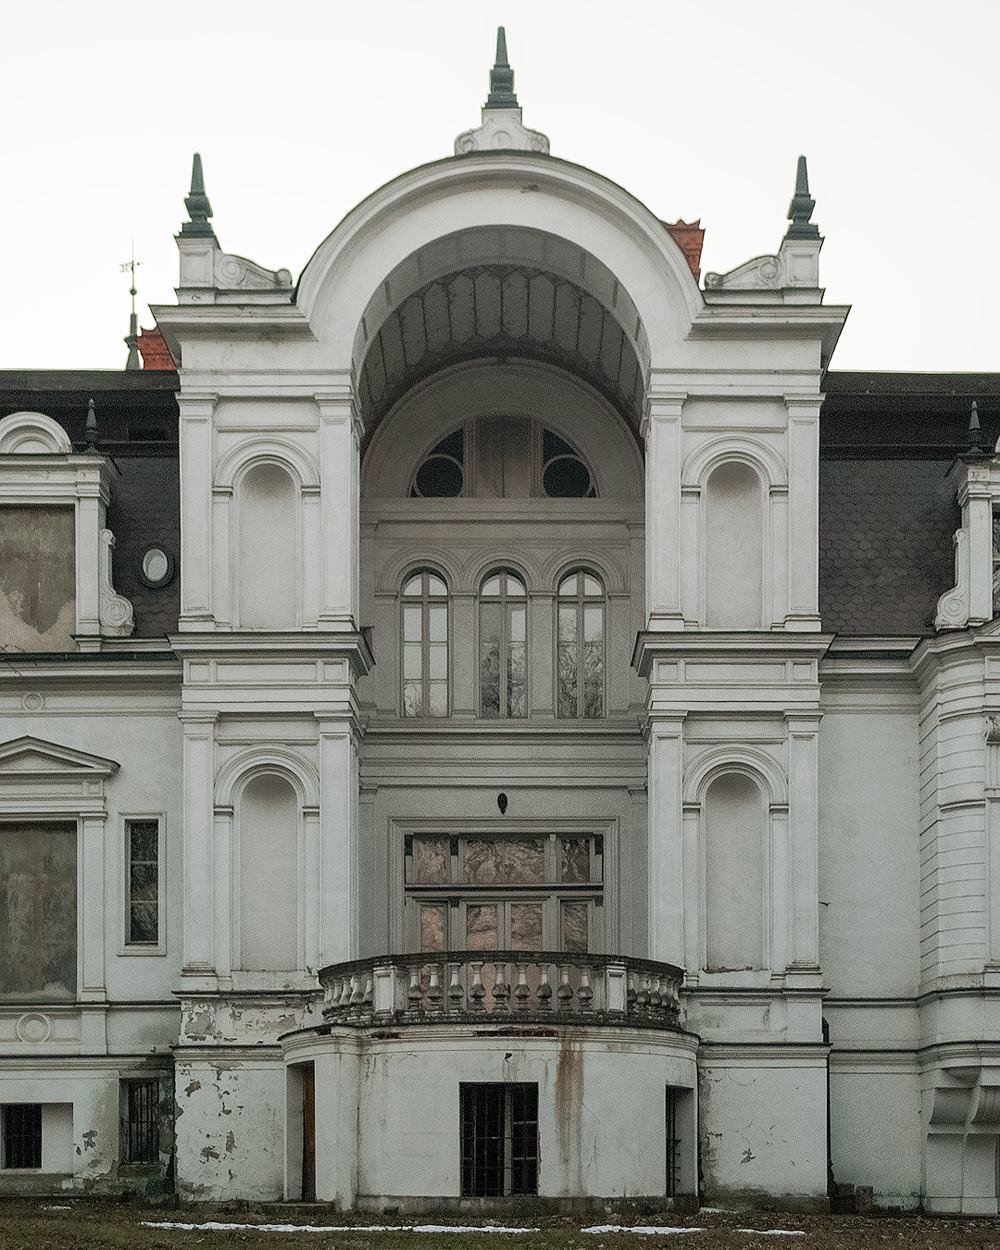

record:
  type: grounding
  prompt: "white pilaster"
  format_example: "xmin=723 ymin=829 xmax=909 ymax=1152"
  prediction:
xmin=647 ymin=715 xmax=686 ymax=966
xmin=786 ymin=712 xmax=821 ymax=972
xmin=785 ymin=398 xmax=821 ymax=628
xmin=643 ymin=392 xmax=686 ymax=629
xmin=79 ymin=814 xmax=106 ymax=1000
xmin=316 ymin=388 xmax=363 ymax=630
xmin=317 ymin=720 xmax=359 ymax=965
xmin=178 ymin=392 xmax=218 ymax=628
xmin=180 ymin=712 xmax=218 ymax=979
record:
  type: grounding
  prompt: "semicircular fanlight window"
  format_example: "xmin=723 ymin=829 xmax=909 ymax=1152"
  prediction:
xmin=411 ymin=428 xmax=465 ymax=498
xmin=542 ymin=429 xmax=596 ymax=498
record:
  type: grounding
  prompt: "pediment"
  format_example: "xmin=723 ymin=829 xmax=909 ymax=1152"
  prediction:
xmin=0 ymin=736 xmax=119 ymax=779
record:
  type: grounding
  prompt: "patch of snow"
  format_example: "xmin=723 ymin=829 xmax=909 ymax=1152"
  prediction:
xmin=581 ymin=1228 xmax=704 ymax=1236
xmin=142 ymin=1222 xmax=540 ymax=1235
xmin=735 ymin=1231 xmax=805 ymax=1238
xmin=42 ymin=1205 xmax=72 ymax=1211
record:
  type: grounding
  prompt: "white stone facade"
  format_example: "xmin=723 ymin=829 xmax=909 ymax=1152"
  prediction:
xmin=0 ymin=49 xmax=998 ymax=1214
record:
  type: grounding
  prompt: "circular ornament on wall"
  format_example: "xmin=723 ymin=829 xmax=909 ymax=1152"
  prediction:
xmin=16 ymin=1012 xmax=51 ymax=1043
xmin=139 ymin=546 xmax=175 ymax=589
xmin=20 ymin=692 xmax=44 ymax=711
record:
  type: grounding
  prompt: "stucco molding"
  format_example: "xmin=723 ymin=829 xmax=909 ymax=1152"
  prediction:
xmin=682 ymin=743 xmax=788 ymax=806
xmin=0 ymin=411 xmax=73 ymax=455
xmin=214 ymin=744 xmax=320 ymax=809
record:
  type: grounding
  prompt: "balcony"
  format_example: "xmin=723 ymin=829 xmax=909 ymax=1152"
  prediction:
xmin=318 ymin=950 xmax=684 ymax=1028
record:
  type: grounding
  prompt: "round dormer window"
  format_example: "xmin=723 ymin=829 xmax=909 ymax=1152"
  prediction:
xmin=139 ymin=546 xmax=174 ymax=589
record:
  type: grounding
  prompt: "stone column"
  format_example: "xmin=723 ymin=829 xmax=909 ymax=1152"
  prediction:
xmin=316 ymin=388 xmax=363 ymax=630
xmin=643 ymin=392 xmax=686 ymax=630
xmin=178 ymin=392 xmax=217 ymax=628
xmin=317 ymin=719 xmax=359 ymax=965
xmin=647 ymin=715 xmax=686 ymax=966
xmin=180 ymin=713 xmax=217 ymax=981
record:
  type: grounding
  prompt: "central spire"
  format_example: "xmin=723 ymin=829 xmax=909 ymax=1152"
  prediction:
xmin=454 ymin=27 xmax=549 ymax=156
xmin=485 ymin=26 xmax=518 ymax=109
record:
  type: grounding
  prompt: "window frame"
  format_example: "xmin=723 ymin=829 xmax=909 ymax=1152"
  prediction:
xmin=478 ymin=568 xmax=529 ymax=720
xmin=0 ymin=1103 xmax=43 ymax=1170
xmin=404 ymin=831 xmax=605 ymax=955
xmin=119 ymin=1076 xmax=162 ymax=1166
xmin=120 ymin=813 xmax=167 ymax=956
xmin=400 ymin=569 xmax=450 ymax=719
xmin=460 ymin=1082 xmax=539 ymax=1197
xmin=555 ymin=568 xmax=607 ymax=719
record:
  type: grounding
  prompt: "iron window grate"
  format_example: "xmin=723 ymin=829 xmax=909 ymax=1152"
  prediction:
xmin=460 ymin=1082 xmax=538 ymax=1197
xmin=122 ymin=1079 xmax=160 ymax=1164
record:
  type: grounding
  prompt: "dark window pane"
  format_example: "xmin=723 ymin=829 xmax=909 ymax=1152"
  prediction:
xmin=412 ymin=836 xmax=450 ymax=883
xmin=543 ymin=428 xmax=575 ymax=460
xmin=414 ymin=455 xmax=463 ymax=497
xmin=466 ymin=904 xmax=499 ymax=950
xmin=2 ymin=1104 xmax=42 ymax=1169
xmin=562 ymin=901 xmax=589 ymax=953
xmin=543 ymin=455 xmax=592 ymax=498
xmin=432 ymin=428 xmax=465 ymax=462
xmin=561 ymin=839 xmax=590 ymax=884
xmin=510 ymin=903 xmax=543 ymax=950
xmin=129 ymin=903 xmax=158 ymax=945
xmin=420 ymin=904 xmax=447 ymax=953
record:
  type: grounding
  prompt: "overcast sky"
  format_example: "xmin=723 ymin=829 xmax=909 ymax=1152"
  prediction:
xmin=2 ymin=0 xmax=997 ymax=372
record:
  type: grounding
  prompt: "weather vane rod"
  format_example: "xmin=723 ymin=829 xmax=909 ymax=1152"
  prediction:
xmin=120 ymin=242 xmax=143 ymax=370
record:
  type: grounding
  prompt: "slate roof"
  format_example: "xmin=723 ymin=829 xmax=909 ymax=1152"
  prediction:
xmin=1 ymin=367 xmax=998 ymax=642
xmin=0 ymin=372 xmax=180 ymax=639
xmin=820 ymin=372 xmax=1000 ymax=637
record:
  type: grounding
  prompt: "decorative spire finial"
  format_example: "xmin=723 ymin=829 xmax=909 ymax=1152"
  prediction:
xmin=485 ymin=26 xmax=518 ymax=109
xmin=84 ymin=398 xmax=99 ymax=450
xmin=785 ymin=155 xmax=820 ymax=240
xmin=966 ymin=399 xmax=986 ymax=457
xmin=120 ymin=242 xmax=142 ymax=371
xmin=180 ymin=152 xmax=215 ymax=238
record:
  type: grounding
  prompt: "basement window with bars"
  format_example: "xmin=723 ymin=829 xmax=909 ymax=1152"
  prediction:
xmin=460 ymin=1083 xmax=538 ymax=1196
xmin=2 ymin=1104 xmax=42 ymax=1169
xmin=121 ymin=1078 xmax=160 ymax=1165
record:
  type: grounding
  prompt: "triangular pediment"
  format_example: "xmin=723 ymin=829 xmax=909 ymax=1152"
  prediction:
xmin=0 ymin=736 xmax=119 ymax=778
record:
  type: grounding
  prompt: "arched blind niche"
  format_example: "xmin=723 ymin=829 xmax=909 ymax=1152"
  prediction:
xmin=705 ymin=461 xmax=763 ymax=628
xmin=238 ymin=463 xmax=297 ymax=628
xmin=704 ymin=772 xmax=765 ymax=972
xmin=239 ymin=773 xmax=298 ymax=971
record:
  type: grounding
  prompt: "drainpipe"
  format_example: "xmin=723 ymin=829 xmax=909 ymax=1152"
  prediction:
xmin=823 ymin=1017 xmax=835 ymax=1199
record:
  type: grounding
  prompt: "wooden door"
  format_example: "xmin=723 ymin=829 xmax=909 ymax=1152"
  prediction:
xmin=301 ymin=1062 xmax=316 ymax=1201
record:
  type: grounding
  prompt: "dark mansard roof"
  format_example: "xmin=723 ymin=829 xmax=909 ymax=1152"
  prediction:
xmin=0 ymin=371 xmax=180 ymax=639
xmin=0 ymin=368 xmax=998 ymax=641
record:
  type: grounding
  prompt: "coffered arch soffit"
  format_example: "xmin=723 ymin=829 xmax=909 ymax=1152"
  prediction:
xmin=295 ymin=155 xmax=702 ymax=403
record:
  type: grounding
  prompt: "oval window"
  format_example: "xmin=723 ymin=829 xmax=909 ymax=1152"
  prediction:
xmin=140 ymin=546 xmax=174 ymax=588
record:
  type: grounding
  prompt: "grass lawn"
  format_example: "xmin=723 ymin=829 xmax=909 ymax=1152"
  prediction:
xmin=3 ymin=1202 xmax=1000 ymax=1250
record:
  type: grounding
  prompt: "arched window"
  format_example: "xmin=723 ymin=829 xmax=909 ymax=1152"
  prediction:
xmin=479 ymin=570 xmax=527 ymax=719
xmin=401 ymin=570 xmax=449 ymax=717
xmin=557 ymin=570 xmax=605 ymax=718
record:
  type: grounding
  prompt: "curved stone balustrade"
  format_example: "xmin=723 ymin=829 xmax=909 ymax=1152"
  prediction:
xmin=317 ymin=951 xmax=683 ymax=1029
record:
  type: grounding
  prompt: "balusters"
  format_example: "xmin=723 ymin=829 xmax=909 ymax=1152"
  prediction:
xmin=492 ymin=963 xmax=510 ymax=1012
xmin=469 ymin=962 xmax=486 ymax=1012
xmin=577 ymin=966 xmax=593 ymax=1013
xmin=514 ymin=963 xmax=531 ymax=1011
xmin=406 ymin=967 xmax=422 ymax=1015
xmin=537 ymin=965 xmax=552 ymax=1011
xmin=448 ymin=963 xmax=465 ymax=1014
xmin=556 ymin=965 xmax=574 ymax=1012
xmin=426 ymin=963 xmax=443 ymax=1015
xmin=319 ymin=956 xmax=682 ymax=1029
